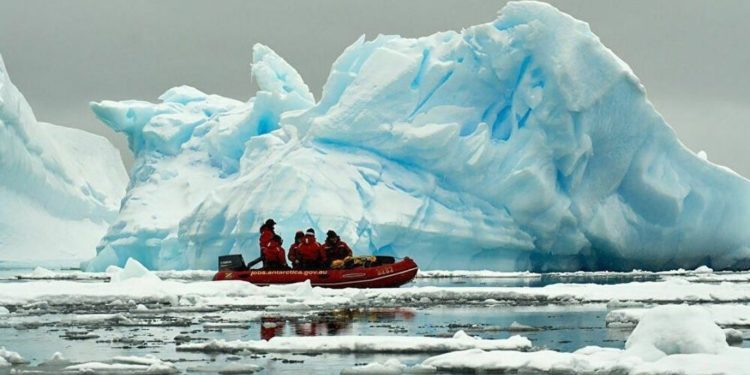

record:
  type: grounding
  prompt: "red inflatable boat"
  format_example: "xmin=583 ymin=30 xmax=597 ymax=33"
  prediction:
xmin=213 ymin=255 xmax=418 ymax=289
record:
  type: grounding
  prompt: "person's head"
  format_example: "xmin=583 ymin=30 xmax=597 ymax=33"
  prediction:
xmin=326 ymin=230 xmax=339 ymax=243
xmin=265 ymin=218 xmax=276 ymax=228
xmin=294 ymin=231 xmax=304 ymax=243
xmin=272 ymin=234 xmax=283 ymax=245
xmin=306 ymin=228 xmax=315 ymax=238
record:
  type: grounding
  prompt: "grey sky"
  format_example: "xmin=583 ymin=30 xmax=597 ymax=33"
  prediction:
xmin=1 ymin=0 xmax=748 ymax=175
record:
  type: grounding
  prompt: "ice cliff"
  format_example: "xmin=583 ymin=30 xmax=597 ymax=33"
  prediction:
xmin=0 ymin=55 xmax=127 ymax=261
xmin=88 ymin=1 xmax=750 ymax=271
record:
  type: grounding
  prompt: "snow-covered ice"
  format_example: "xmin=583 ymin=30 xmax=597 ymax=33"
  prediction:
xmin=0 ymin=55 xmax=128 ymax=262
xmin=85 ymin=1 xmax=750 ymax=272
xmin=177 ymin=330 xmax=531 ymax=353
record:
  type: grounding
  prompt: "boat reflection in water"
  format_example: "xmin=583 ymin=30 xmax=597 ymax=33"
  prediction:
xmin=260 ymin=308 xmax=416 ymax=341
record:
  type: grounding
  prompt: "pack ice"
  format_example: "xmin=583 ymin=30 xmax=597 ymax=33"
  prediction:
xmin=88 ymin=1 xmax=750 ymax=272
xmin=0 ymin=55 xmax=127 ymax=261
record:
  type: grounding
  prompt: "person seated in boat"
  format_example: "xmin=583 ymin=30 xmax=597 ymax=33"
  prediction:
xmin=287 ymin=231 xmax=305 ymax=269
xmin=261 ymin=234 xmax=289 ymax=270
xmin=297 ymin=228 xmax=327 ymax=269
xmin=323 ymin=230 xmax=352 ymax=268
xmin=259 ymin=218 xmax=277 ymax=252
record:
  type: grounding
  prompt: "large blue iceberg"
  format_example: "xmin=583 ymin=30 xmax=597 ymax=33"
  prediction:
xmin=87 ymin=2 xmax=750 ymax=272
xmin=0 ymin=55 xmax=127 ymax=261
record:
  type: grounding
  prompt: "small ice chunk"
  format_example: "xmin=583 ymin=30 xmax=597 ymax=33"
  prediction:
xmin=508 ymin=321 xmax=538 ymax=332
xmin=187 ymin=363 xmax=262 ymax=374
xmin=109 ymin=258 xmax=161 ymax=283
xmin=341 ymin=358 xmax=406 ymax=374
xmin=724 ymin=328 xmax=744 ymax=345
xmin=0 ymin=347 xmax=25 ymax=365
xmin=697 ymin=150 xmax=708 ymax=160
xmin=693 ymin=265 xmax=714 ymax=273
xmin=40 ymin=352 xmax=70 ymax=366
xmin=29 ymin=267 xmax=56 ymax=278
xmin=0 ymin=306 xmax=9 ymax=315
xmin=452 ymin=330 xmax=471 ymax=340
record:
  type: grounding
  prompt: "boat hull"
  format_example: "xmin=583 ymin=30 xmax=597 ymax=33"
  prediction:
xmin=213 ymin=257 xmax=418 ymax=288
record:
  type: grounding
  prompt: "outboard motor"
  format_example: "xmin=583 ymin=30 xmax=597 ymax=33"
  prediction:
xmin=218 ymin=254 xmax=247 ymax=271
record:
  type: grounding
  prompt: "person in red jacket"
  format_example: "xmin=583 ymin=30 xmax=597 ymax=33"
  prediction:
xmin=287 ymin=231 xmax=305 ymax=269
xmin=259 ymin=219 xmax=276 ymax=250
xmin=323 ymin=230 xmax=353 ymax=267
xmin=297 ymin=228 xmax=326 ymax=269
xmin=261 ymin=234 xmax=288 ymax=270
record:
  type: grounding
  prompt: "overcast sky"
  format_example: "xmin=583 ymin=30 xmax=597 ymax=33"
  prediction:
xmin=1 ymin=0 xmax=749 ymax=175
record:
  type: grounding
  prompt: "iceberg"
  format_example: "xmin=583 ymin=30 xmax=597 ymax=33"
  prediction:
xmin=0 ymin=54 xmax=127 ymax=261
xmin=89 ymin=1 xmax=750 ymax=271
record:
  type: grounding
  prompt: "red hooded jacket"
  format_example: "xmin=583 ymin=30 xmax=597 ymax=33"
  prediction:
xmin=259 ymin=226 xmax=275 ymax=250
xmin=262 ymin=239 xmax=287 ymax=267
xmin=298 ymin=234 xmax=326 ymax=264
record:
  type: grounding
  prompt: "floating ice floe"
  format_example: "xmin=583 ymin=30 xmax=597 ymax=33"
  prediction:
xmin=606 ymin=304 xmax=750 ymax=327
xmin=347 ymin=306 xmax=750 ymax=375
xmin=14 ymin=267 xmax=109 ymax=281
xmin=177 ymin=330 xmax=531 ymax=353
xmin=61 ymin=355 xmax=178 ymax=374
xmin=14 ymin=268 xmax=215 ymax=281
xmin=341 ymin=358 xmax=435 ymax=375
xmin=417 ymin=270 xmax=541 ymax=279
xmin=185 ymin=363 xmax=262 ymax=374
